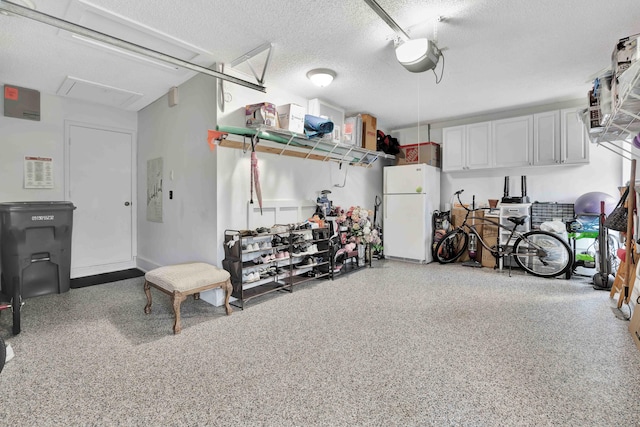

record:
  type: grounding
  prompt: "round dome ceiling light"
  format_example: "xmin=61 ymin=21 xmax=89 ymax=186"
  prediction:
xmin=307 ymin=68 xmax=336 ymax=87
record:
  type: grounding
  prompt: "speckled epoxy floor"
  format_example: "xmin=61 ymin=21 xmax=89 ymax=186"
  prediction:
xmin=1 ymin=260 xmax=639 ymax=426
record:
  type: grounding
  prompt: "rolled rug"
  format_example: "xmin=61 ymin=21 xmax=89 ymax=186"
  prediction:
xmin=304 ymin=114 xmax=334 ymax=137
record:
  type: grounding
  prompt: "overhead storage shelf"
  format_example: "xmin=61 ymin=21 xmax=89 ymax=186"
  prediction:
xmin=214 ymin=125 xmax=395 ymax=167
xmin=584 ymin=61 xmax=640 ymax=159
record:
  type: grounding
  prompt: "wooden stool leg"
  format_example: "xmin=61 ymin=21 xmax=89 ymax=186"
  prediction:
xmin=172 ymin=291 xmax=187 ymax=334
xmin=144 ymin=280 xmax=153 ymax=314
xmin=223 ymin=278 xmax=233 ymax=316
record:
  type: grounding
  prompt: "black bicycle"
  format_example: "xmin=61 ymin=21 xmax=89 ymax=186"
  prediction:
xmin=434 ymin=190 xmax=574 ymax=278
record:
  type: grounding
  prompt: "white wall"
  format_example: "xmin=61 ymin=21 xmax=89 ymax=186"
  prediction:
xmin=392 ymin=99 xmax=625 ymax=208
xmin=136 ymin=73 xmax=219 ymax=271
xmin=0 ymin=93 xmax=137 ymax=202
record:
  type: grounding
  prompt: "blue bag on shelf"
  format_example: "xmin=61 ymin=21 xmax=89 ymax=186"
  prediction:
xmin=304 ymin=114 xmax=334 ymax=138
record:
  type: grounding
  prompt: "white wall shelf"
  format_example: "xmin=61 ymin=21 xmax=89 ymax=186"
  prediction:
xmin=214 ymin=125 xmax=395 ymax=167
xmin=585 ymin=61 xmax=640 ymax=159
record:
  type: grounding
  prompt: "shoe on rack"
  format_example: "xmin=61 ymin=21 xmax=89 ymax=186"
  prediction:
xmin=260 ymin=254 xmax=273 ymax=263
xmin=304 ymin=232 xmax=313 ymax=241
xmin=307 ymin=244 xmax=318 ymax=254
xmin=255 ymin=227 xmax=269 ymax=234
xmin=270 ymin=225 xmax=288 ymax=234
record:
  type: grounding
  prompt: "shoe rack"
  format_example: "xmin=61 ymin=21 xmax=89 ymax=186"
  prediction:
xmin=223 ymin=226 xmax=332 ymax=309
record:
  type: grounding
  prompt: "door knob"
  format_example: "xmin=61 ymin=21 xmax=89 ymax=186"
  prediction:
xmin=124 ymin=202 xmax=131 ymax=206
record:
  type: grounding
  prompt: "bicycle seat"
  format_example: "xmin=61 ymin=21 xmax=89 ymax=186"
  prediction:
xmin=507 ymin=215 xmax=529 ymax=226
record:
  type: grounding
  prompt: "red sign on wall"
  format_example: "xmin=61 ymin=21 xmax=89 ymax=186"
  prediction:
xmin=4 ymin=86 xmax=19 ymax=101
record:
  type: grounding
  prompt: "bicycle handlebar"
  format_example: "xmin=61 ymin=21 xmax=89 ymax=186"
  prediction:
xmin=453 ymin=189 xmax=491 ymax=213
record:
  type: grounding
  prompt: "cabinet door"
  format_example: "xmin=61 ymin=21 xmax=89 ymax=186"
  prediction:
xmin=561 ymin=107 xmax=589 ymax=164
xmin=442 ymin=125 xmax=466 ymax=172
xmin=533 ymin=111 xmax=561 ymax=165
xmin=492 ymin=116 xmax=533 ymax=168
xmin=466 ymin=121 xmax=492 ymax=170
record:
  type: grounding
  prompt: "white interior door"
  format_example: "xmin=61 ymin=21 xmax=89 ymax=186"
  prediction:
xmin=67 ymin=123 xmax=135 ymax=277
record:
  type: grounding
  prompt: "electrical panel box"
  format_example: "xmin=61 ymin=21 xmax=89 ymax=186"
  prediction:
xmin=4 ymin=84 xmax=40 ymax=121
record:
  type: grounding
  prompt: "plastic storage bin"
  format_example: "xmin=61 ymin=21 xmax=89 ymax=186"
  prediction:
xmin=0 ymin=201 xmax=76 ymax=300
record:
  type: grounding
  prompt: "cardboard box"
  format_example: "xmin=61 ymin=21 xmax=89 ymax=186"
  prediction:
xmin=361 ymin=114 xmax=377 ymax=151
xmin=451 ymin=207 xmax=483 ymax=263
xmin=396 ymin=142 xmax=441 ymax=167
xmin=481 ymin=216 xmax=499 ymax=268
xmin=245 ymin=102 xmax=277 ymax=128
xmin=481 ymin=235 xmax=498 ymax=268
xmin=277 ymin=103 xmax=305 ymax=134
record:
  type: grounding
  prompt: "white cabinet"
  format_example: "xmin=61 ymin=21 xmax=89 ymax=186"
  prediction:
xmin=442 ymin=125 xmax=465 ymax=171
xmin=532 ymin=110 xmax=561 ymax=166
xmin=492 ymin=115 xmax=533 ymax=168
xmin=442 ymin=108 xmax=589 ymax=173
xmin=467 ymin=122 xmax=492 ymax=170
xmin=560 ymin=107 xmax=589 ymax=164
xmin=442 ymin=122 xmax=492 ymax=171
xmin=533 ymin=108 xmax=589 ymax=165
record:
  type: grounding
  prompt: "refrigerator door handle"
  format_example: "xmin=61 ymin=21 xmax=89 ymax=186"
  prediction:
xmin=383 ymin=196 xmax=387 ymax=219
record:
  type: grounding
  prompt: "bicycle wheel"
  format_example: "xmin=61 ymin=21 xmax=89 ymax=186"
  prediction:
xmin=434 ymin=229 xmax=469 ymax=263
xmin=512 ymin=230 xmax=573 ymax=278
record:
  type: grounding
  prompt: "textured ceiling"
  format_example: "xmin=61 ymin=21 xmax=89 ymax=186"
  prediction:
xmin=0 ymin=0 xmax=638 ymax=130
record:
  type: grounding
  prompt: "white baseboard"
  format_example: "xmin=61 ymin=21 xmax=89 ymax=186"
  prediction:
xmin=136 ymin=256 xmax=161 ymax=273
xmin=71 ymin=259 xmax=137 ymax=278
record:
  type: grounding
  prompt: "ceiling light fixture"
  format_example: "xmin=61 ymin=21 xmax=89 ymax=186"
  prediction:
xmin=307 ymin=69 xmax=336 ymax=87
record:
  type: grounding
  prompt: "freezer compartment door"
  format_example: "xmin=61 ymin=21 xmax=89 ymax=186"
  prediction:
xmin=384 ymin=165 xmax=428 ymax=194
xmin=383 ymin=194 xmax=432 ymax=262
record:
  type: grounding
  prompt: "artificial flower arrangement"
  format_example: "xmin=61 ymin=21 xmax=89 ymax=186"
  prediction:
xmin=334 ymin=205 xmax=382 ymax=246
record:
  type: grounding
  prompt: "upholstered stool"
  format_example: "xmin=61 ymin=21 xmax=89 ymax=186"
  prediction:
xmin=144 ymin=262 xmax=232 ymax=334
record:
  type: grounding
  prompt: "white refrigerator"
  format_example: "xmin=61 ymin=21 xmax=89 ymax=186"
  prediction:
xmin=383 ymin=164 xmax=441 ymax=263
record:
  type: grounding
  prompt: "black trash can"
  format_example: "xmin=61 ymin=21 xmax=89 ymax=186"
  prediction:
xmin=0 ymin=201 xmax=76 ymax=301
